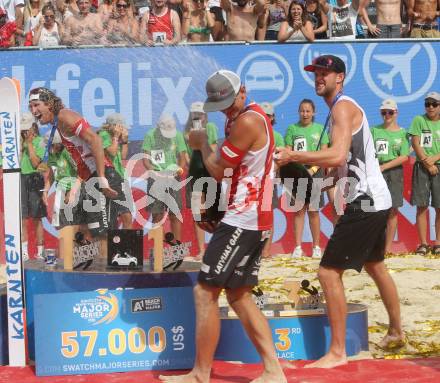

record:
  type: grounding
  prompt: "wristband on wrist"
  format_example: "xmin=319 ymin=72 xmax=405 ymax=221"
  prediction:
xmin=98 ymin=177 xmax=109 ymax=189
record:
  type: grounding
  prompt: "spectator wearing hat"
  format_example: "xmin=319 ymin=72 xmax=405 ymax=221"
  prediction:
xmin=142 ymin=114 xmax=188 ymax=241
xmin=20 ymin=112 xmax=47 ymax=261
xmin=260 ymin=101 xmax=284 ymax=258
xmin=0 ymin=6 xmax=17 ymax=47
xmin=409 ymin=91 xmax=440 ymax=256
xmin=285 ymin=98 xmax=328 ymax=259
xmin=184 ymin=101 xmax=218 ymax=259
xmin=371 ymin=99 xmax=410 ymax=254
xmin=99 ymin=113 xmax=132 ymax=229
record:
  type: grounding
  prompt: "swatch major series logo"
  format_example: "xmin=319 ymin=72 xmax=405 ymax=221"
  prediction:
xmin=72 ymin=289 xmax=119 ymax=325
xmin=131 ymin=297 xmax=163 ymax=313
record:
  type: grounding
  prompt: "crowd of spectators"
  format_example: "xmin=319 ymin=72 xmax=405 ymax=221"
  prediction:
xmin=1 ymin=0 xmax=439 ymax=48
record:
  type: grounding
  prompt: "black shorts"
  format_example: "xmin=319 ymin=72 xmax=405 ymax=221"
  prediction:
xmin=146 ymin=175 xmax=183 ymax=215
xmin=198 ymin=223 xmax=270 ymax=289
xmin=320 ymin=197 xmax=390 ymax=273
xmin=209 ymin=6 xmax=225 ymax=23
xmin=52 ymin=183 xmax=87 ymax=228
xmin=85 ymin=166 xmax=127 ymax=237
xmin=21 ymin=173 xmax=47 ymax=219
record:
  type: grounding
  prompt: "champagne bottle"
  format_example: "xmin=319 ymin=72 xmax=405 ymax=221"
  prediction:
xmin=188 ymin=119 xmax=224 ymax=223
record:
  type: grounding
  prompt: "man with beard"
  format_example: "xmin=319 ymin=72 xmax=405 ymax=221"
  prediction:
xmin=62 ymin=0 xmax=105 ymax=45
xmin=275 ymin=55 xmax=404 ymax=368
xmin=159 ymin=70 xmax=286 ymax=382
xmin=221 ymin=0 xmax=266 ymax=41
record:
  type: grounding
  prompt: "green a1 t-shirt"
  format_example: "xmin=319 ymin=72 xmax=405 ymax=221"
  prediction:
xmin=185 ymin=122 xmax=218 ymax=157
xmin=48 ymin=149 xmax=77 ymax=191
xmin=274 ymin=131 xmax=285 ymax=148
xmin=21 ymin=136 xmax=45 ymax=175
xmin=284 ymin=122 xmax=329 ymax=152
xmin=99 ymin=130 xmax=125 ymax=178
xmin=408 ymin=115 xmax=440 ymax=163
xmin=142 ymin=128 xmax=187 ymax=171
xmin=371 ymin=125 xmax=410 ymax=164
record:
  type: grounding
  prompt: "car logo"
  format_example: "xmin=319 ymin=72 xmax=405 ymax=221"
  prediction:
xmin=236 ymin=50 xmax=293 ymax=106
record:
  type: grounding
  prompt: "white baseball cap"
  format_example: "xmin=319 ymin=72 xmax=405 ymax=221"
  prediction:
xmin=20 ymin=112 xmax=35 ymax=131
xmin=190 ymin=102 xmax=205 ymax=114
xmin=380 ymin=99 xmax=398 ymax=110
xmin=203 ymin=70 xmax=241 ymax=112
xmin=260 ymin=102 xmax=274 ymax=116
xmin=157 ymin=114 xmax=177 ymax=139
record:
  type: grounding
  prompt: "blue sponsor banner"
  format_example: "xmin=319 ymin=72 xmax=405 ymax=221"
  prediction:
xmin=0 ymin=42 xmax=438 ymax=141
xmin=34 ymin=287 xmax=195 ymax=376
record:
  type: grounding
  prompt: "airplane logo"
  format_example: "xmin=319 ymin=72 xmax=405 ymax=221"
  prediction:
xmin=374 ymin=45 xmax=421 ymax=93
xmin=363 ymin=43 xmax=437 ymax=103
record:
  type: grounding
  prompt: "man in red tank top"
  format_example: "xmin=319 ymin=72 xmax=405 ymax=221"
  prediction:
xmin=159 ymin=71 xmax=286 ymax=383
xmin=28 ymin=87 xmax=126 ymax=262
xmin=140 ymin=0 xmax=181 ymax=45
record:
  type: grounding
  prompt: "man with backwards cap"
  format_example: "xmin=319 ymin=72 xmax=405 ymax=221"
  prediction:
xmin=28 ymin=87 xmax=120 ymax=259
xmin=160 ymin=71 xmax=286 ymax=382
xmin=275 ymin=55 xmax=404 ymax=368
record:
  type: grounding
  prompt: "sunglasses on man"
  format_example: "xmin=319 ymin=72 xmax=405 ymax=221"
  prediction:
xmin=425 ymin=101 xmax=439 ymax=108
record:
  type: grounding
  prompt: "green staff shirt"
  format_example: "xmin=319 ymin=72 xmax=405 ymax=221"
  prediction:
xmin=274 ymin=131 xmax=285 ymax=148
xmin=142 ymin=128 xmax=187 ymax=171
xmin=285 ymin=122 xmax=329 ymax=152
xmin=48 ymin=149 xmax=77 ymax=191
xmin=99 ymin=130 xmax=125 ymax=178
xmin=185 ymin=122 xmax=218 ymax=157
xmin=371 ymin=125 xmax=410 ymax=164
xmin=21 ymin=136 xmax=45 ymax=175
xmin=408 ymin=115 xmax=440 ymax=163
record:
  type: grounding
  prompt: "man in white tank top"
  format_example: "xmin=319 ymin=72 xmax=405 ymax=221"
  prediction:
xmin=275 ymin=55 xmax=404 ymax=368
xmin=160 ymin=70 xmax=286 ymax=382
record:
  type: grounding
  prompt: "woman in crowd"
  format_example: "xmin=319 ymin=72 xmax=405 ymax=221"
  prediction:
xmin=278 ymin=0 xmax=314 ymax=42
xmin=285 ymin=99 xmax=328 ymax=259
xmin=371 ymin=99 xmax=410 ymax=254
xmin=107 ymin=0 xmax=139 ymax=44
xmin=305 ymin=0 xmax=327 ymax=39
xmin=20 ymin=112 xmax=47 ymax=261
xmin=182 ymin=0 xmax=214 ymax=42
xmin=32 ymin=3 xmax=63 ymax=47
xmin=22 ymin=0 xmax=43 ymax=35
xmin=98 ymin=113 xmax=132 ymax=228
xmin=259 ymin=0 xmax=289 ymax=41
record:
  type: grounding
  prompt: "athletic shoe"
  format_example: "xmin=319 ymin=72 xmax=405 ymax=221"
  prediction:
xmin=45 ymin=257 xmax=57 ymax=267
xmin=312 ymin=246 xmax=322 ymax=259
xmin=291 ymin=246 xmax=304 ymax=258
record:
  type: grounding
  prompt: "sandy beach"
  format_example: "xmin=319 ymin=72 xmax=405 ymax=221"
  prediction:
xmin=1 ymin=252 xmax=439 ymax=360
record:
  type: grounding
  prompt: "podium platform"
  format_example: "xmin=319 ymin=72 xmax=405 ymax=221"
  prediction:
xmin=0 ymin=260 xmax=371 ymax=371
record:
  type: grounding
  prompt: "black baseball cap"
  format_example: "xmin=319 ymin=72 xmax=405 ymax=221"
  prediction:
xmin=304 ymin=55 xmax=346 ymax=74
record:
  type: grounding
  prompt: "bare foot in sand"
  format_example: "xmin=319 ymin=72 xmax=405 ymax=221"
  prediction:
xmin=249 ymin=371 xmax=287 ymax=383
xmin=304 ymin=351 xmax=347 ymax=369
xmin=378 ymin=332 xmax=406 ymax=350
xmin=158 ymin=371 xmax=208 ymax=383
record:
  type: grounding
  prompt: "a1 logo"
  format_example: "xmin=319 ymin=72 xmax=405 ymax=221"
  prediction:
xmin=421 ymin=132 xmax=432 ymax=148
xmin=294 ymin=138 xmax=307 ymax=152
xmin=375 ymin=139 xmax=389 ymax=155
